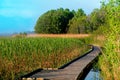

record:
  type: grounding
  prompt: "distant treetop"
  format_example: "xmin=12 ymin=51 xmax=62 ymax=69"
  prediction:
xmin=34 ymin=8 xmax=74 ymax=34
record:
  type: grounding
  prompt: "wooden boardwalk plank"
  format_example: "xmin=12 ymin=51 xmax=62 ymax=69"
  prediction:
xmin=21 ymin=46 xmax=101 ymax=80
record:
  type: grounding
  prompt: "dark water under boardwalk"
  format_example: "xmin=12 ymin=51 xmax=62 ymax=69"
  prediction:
xmin=85 ymin=68 xmax=103 ymax=80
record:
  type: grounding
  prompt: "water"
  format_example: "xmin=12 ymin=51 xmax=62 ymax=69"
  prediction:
xmin=85 ymin=69 xmax=102 ymax=80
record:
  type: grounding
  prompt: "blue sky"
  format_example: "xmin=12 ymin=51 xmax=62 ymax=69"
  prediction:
xmin=0 ymin=0 xmax=102 ymax=34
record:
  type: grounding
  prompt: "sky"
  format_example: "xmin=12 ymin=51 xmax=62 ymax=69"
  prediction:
xmin=0 ymin=0 xmax=103 ymax=34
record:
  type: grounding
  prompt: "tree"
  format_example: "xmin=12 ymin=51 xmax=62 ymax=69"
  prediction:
xmin=87 ymin=8 xmax=106 ymax=32
xmin=34 ymin=8 xmax=74 ymax=34
xmin=68 ymin=9 xmax=87 ymax=34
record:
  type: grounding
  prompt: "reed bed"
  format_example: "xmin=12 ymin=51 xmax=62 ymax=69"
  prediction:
xmin=0 ymin=37 xmax=90 ymax=80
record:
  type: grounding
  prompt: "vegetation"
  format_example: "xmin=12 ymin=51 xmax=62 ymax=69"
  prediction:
xmin=68 ymin=9 xmax=87 ymax=33
xmin=35 ymin=8 xmax=74 ymax=34
xmin=0 ymin=37 xmax=91 ymax=80
xmin=98 ymin=0 xmax=120 ymax=80
xmin=13 ymin=32 xmax=27 ymax=38
xmin=87 ymin=0 xmax=120 ymax=80
xmin=1 ymin=0 xmax=120 ymax=80
xmin=35 ymin=6 xmax=107 ymax=34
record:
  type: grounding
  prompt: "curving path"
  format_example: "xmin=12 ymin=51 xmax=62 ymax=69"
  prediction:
xmin=21 ymin=46 xmax=101 ymax=80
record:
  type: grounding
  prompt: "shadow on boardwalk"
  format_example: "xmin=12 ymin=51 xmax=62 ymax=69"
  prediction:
xmin=21 ymin=46 xmax=101 ymax=80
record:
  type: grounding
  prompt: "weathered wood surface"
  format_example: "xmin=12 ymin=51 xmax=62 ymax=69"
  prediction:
xmin=21 ymin=46 xmax=101 ymax=80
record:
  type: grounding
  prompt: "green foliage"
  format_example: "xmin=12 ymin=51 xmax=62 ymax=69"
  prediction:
xmin=98 ymin=0 xmax=120 ymax=79
xmin=68 ymin=8 xmax=107 ymax=34
xmin=34 ymin=8 xmax=74 ymax=34
xmin=68 ymin=9 xmax=87 ymax=34
xmin=87 ymin=8 xmax=106 ymax=32
xmin=68 ymin=16 xmax=87 ymax=34
xmin=0 ymin=37 xmax=90 ymax=80
xmin=35 ymin=7 xmax=107 ymax=34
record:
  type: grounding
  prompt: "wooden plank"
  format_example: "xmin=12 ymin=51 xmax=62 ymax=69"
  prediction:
xmin=21 ymin=46 xmax=101 ymax=80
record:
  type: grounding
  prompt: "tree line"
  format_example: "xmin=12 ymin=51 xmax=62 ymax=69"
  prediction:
xmin=34 ymin=1 xmax=119 ymax=34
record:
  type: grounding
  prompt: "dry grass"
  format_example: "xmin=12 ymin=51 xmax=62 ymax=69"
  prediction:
xmin=27 ymin=34 xmax=90 ymax=38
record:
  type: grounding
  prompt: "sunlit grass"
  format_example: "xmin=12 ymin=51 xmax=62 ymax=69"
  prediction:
xmin=97 ymin=26 xmax=120 ymax=80
xmin=88 ymin=26 xmax=120 ymax=80
xmin=0 ymin=37 xmax=91 ymax=80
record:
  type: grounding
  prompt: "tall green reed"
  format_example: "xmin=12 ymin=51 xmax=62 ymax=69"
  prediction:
xmin=0 ymin=37 xmax=90 ymax=80
xmin=99 ymin=1 xmax=120 ymax=79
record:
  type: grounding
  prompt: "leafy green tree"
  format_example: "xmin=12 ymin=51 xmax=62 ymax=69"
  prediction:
xmin=68 ymin=9 xmax=87 ymax=34
xmin=34 ymin=8 xmax=74 ymax=34
xmin=87 ymin=8 xmax=106 ymax=32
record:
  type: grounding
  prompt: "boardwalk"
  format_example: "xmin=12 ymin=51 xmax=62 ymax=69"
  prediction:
xmin=21 ymin=46 xmax=101 ymax=80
